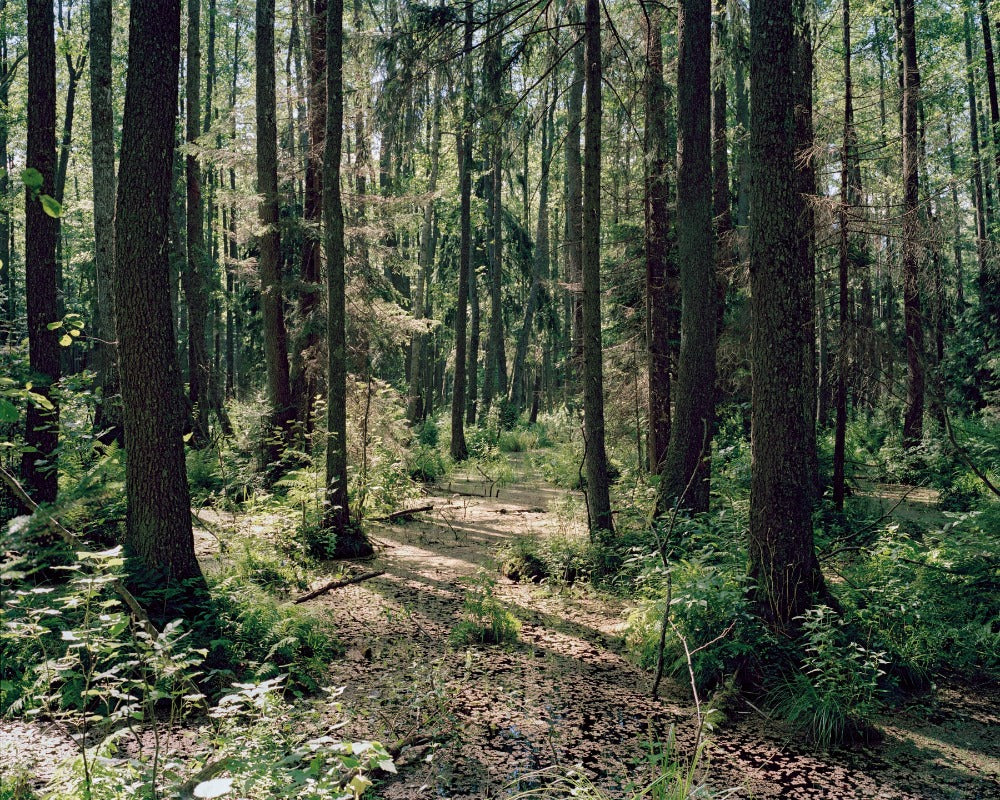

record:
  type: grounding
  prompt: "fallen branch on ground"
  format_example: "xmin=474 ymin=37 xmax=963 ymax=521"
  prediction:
xmin=375 ymin=504 xmax=435 ymax=522
xmin=292 ymin=570 xmax=385 ymax=604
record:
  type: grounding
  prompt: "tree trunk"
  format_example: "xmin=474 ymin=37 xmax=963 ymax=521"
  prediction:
xmin=794 ymin=4 xmax=819 ymax=500
xmin=510 ymin=83 xmax=554 ymax=413
xmin=323 ymin=0 xmax=370 ymax=556
xmin=0 ymin=11 xmax=9 ymax=346
xmin=450 ymin=2 xmax=473 ymax=461
xmin=407 ymin=74 xmax=442 ymax=424
xmin=965 ymin=12 xmax=989 ymax=293
xmin=900 ymin=0 xmax=924 ymax=449
xmin=115 ymin=0 xmax=202 ymax=584
xmin=747 ymin=0 xmax=826 ymax=635
xmin=89 ymin=0 xmax=122 ymax=444
xmin=979 ymin=1 xmax=1000 ymax=327
xmin=466 ymin=230 xmax=480 ymax=426
xmin=291 ymin=0 xmax=327 ymax=431
xmin=257 ymin=0 xmax=295 ymax=456
xmin=657 ymin=0 xmax=716 ymax=514
xmin=184 ymin=0 xmax=212 ymax=445
xmin=22 ymin=0 xmax=61 ymax=506
xmin=565 ymin=1 xmax=585 ymax=381
xmin=643 ymin=0 xmax=671 ymax=474
xmin=581 ymin=0 xmax=613 ymax=537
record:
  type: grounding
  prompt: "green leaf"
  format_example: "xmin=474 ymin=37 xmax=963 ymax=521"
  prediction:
xmin=21 ymin=168 xmax=43 ymax=189
xmin=0 ymin=399 xmax=17 ymax=423
xmin=39 ymin=195 xmax=62 ymax=218
xmin=59 ymin=334 xmax=72 ymax=347
xmin=46 ymin=321 xmax=63 ymax=330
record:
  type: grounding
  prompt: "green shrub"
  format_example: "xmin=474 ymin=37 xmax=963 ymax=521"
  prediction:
xmin=766 ymin=605 xmax=887 ymax=748
xmin=406 ymin=442 xmax=449 ymax=483
xmin=450 ymin=571 xmax=521 ymax=646
xmin=210 ymin=579 xmax=342 ymax=695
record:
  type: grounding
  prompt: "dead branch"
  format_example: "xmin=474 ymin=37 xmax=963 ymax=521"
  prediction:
xmin=291 ymin=570 xmax=385 ymax=604
xmin=375 ymin=505 xmax=435 ymax=522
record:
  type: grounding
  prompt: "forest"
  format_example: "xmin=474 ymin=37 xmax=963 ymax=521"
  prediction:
xmin=1 ymin=0 xmax=999 ymax=796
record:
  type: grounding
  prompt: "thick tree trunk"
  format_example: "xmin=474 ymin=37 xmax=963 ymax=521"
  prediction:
xmin=257 ymin=0 xmax=295 ymax=455
xmin=450 ymin=2 xmax=473 ymax=461
xmin=748 ymin=0 xmax=826 ymax=635
xmin=22 ymin=0 xmax=61 ymax=506
xmin=581 ymin=0 xmax=613 ymax=537
xmin=291 ymin=0 xmax=327 ymax=431
xmin=323 ymin=0 xmax=370 ymax=556
xmin=657 ymin=0 xmax=716 ymax=514
xmin=900 ymin=0 xmax=924 ymax=449
xmin=115 ymin=0 xmax=202 ymax=584
xmin=89 ymin=0 xmax=122 ymax=444
xmin=643 ymin=1 xmax=671 ymax=474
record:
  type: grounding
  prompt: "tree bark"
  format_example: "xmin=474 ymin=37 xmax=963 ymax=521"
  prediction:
xmin=0 ymin=10 xmax=9 ymax=346
xmin=22 ymin=0 xmax=61 ymax=506
xmin=115 ymin=0 xmax=202 ymax=584
xmin=657 ymin=0 xmax=716 ymax=514
xmin=291 ymin=0 xmax=327 ymax=431
xmin=510 ymin=83 xmax=555 ymax=413
xmin=965 ymin=11 xmax=990 ymax=293
xmin=900 ymin=0 xmax=924 ymax=449
xmin=565 ymin=1 xmax=585 ymax=381
xmin=323 ymin=0 xmax=371 ymax=557
xmin=748 ymin=0 xmax=826 ymax=635
xmin=643 ymin=0 xmax=671 ymax=475
xmin=257 ymin=0 xmax=295 ymax=456
xmin=581 ymin=0 xmax=613 ymax=537
xmin=450 ymin=2 xmax=473 ymax=462
xmin=407 ymin=73 xmax=442 ymax=424
xmin=184 ymin=0 xmax=212 ymax=445
xmin=89 ymin=0 xmax=122 ymax=444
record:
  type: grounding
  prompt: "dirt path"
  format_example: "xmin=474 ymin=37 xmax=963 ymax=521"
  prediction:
xmin=4 ymin=458 xmax=997 ymax=798
xmin=308 ymin=456 xmax=1000 ymax=799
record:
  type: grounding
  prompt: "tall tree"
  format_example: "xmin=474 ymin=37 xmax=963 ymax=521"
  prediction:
xmin=978 ymin=0 xmax=1000 ymax=326
xmin=22 ymin=0 xmax=60 ymax=506
xmin=323 ymin=0 xmax=371 ymax=557
xmin=900 ymin=0 xmax=924 ymax=448
xmin=0 ymin=2 xmax=14 ymax=345
xmin=510 ymin=80 xmax=555 ymax=413
xmin=291 ymin=0 xmax=327 ymax=430
xmin=965 ymin=11 xmax=989 ymax=289
xmin=407 ymin=75 xmax=442 ymax=423
xmin=643 ymin=0 xmax=671 ymax=474
xmin=115 ymin=0 xmax=202 ymax=583
xmin=747 ymin=0 xmax=826 ymax=633
xmin=89 ymin=0 xmax=121 ymax=444
xmin=657 ymin=0 xmax=716 ymax=513
xmin=185 ymin=0 xmax=212 ymax=444
xmin=581 ymin=0 xmax=613 ymax=536
xmin=793 ymin=0 xmax=818 ymax=498
xmin=257 ymin=0 xmax=295 ymax=454
xmin=565 ymin=1 xmax=585 ymax=377
xmin=450 ymin=1 xmax=473 ymax=462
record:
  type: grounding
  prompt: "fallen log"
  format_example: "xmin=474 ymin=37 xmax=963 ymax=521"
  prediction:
xmin=292 ymin=570 xmax=385 ymax=604
xmin=376 ymin=504 xmax=435 ymax=522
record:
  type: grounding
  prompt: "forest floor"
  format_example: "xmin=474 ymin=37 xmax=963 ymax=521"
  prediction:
xmin=3 ymin=454 xmax=998 ymax=798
